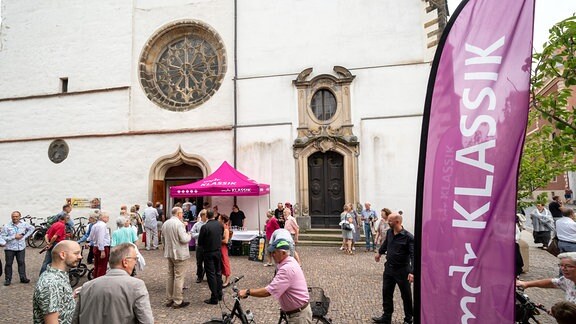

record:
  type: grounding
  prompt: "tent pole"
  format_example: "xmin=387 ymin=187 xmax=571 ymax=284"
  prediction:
xmin=258 ymin=195 xmax=262 ymax=235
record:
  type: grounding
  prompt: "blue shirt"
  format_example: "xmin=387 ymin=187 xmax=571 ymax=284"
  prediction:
xmin=77 ymin=222 xmax=94 ymax=245
xmin=361 ymin=209 xmax=377 ymax=224
xmin=1 ymin=221 xmax=34 ymax=251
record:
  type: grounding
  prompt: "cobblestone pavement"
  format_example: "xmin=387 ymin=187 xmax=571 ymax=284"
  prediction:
xmin=517 ymin=230 xmax=564 ymax=324
xmin=0 ymin=235 xmax=564 ymax=324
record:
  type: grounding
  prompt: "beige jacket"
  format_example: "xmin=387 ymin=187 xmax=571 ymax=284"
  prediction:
xmin=162 ymin=217 xmax=191 ymax=260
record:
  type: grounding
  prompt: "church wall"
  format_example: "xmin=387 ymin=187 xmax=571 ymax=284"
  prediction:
xmin=0 ymin=0 xmax=436 ymax=230
xmin=0 ymin=90 xmax=130 ymax=140
xmin=359 ymin=117 xmax=423 ymax=232
xmin=234 ymin=125 xmax=295 ymax=230
xmin=350 ymin=64 xmax=430 ymax=119
xmin=236 ymin=74 xmax=298 ymax=126
xmin=0 ymin=0 xmax=133 ymax=98
xmin=236 ymin=0 xmax=427 ymax=77
xmin=0 ymin=130 xmax=233 ymax=226
xmin=130 ymin=0 xmax=235 ymax=132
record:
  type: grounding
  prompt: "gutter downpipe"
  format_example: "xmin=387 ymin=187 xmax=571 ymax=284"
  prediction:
xmin=233 ymin=0 xmax=238 ymax=204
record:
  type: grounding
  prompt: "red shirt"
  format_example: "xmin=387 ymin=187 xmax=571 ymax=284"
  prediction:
xmin=265 ymin=217 xmax=280 ymax=241
xmin=46 ymin=221 xmax=66 ymax=243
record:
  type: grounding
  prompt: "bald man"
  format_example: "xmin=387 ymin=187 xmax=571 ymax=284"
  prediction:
xmin=372 ymin=213 xmax=415 ymax=324
xmin=73 ymin=243 xmax=154 ymax=323
xmin=33 ymin=240 xmax=83 ymax=324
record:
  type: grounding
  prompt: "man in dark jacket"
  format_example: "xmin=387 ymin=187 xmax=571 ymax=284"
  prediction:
xmin=197 ymin=209 xmax=224 ymax=305
xmin=372 ymin=213 xmax=414 ymax=324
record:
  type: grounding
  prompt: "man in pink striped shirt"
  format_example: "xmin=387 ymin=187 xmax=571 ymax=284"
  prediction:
xmin=239 ymin=238 xmax=311 ymax=323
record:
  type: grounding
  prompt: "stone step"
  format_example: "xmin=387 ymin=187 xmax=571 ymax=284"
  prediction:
xmin=302 ymin=229 xmax=342 ymax=235
xmin=299 ymin=233 xmax=366 ymax=242
xmin=298 ymin=240 xmax=368 ymax=247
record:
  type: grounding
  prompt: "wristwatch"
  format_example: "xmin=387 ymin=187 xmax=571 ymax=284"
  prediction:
xmin=246 ymin=289 xmax=251 ymax=296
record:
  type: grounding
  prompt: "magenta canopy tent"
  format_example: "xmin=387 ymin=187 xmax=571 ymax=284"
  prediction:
xmin=170 ymin=161 xmax=270 ymax=198
xmin=170 ymin=161 xmax=270 ymax=232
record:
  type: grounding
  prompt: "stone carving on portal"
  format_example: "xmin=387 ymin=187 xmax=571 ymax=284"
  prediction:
xmin=292 ymin=66 xmax=360 ymax=222
xmin=293 ymin=66 xmax=358 ymax=150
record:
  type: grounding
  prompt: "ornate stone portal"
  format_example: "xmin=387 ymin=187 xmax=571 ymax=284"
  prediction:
xmin=293 ymin=67 xmax=359 ymax=228
xmin=139 ymin=20 xmax=227 ymax=112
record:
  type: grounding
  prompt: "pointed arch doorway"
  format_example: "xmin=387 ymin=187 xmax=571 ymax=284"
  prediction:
xmin=149 ymin=148 xmax=210 ymax=209
xmin=308 ymin=151 xmax=344 ymax=228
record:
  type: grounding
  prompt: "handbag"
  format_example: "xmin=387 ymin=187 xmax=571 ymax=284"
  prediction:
xmin=547 ymin=236 xmax=560 ymax=257
xmin=341 ymin=222 xmax=352 ymax=231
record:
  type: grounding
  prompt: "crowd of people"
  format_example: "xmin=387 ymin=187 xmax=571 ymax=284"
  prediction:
xmin=2 ymin=195 xmax=575 ymax=323
xmin=338 ymin=202 xmax=394 ymax=255
xmin=515 ymin=196 xmax=576 ymax=322
xmin=0 ymin=200 xmax=319 ymax=323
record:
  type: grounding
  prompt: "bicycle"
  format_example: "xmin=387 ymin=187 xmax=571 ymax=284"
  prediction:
xmin=26 ymin=218 xmax=49 ymax=249
xmin=203 ymin=276 xmax=332 ymax=324
xmin=71 ymin=217 xmax=88 ymax=241
xmin=69 ymin=245 xmax=90 ymax=287
xmin=515 ymin=287 xmax=551 ymax=323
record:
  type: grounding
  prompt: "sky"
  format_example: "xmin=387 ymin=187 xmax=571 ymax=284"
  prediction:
xmin=447 ymin=0 xmax=576 ymax=53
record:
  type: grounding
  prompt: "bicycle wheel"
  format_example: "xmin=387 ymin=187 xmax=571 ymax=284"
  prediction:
xmin=69 ymin=271 xmax=80 ymax=288
xmin=77 ymin=226 xmax=86 ymax=240
xmin=76 ymin=263 xmax=88 ymax=277
xmin=27 ymin=229 xmax=45 ymax=248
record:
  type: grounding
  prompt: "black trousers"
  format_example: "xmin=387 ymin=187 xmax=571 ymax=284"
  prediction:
xmin=196 ymin=246 xmax=204 ymax=280
xmin=87 ymin=246 xmax=94 ymax=264
xmin=4 ymin=250 xmax=27 ymax=282
xmin=382 ymin=266 xmax=413 ymax=323
xmin=203 ymin=250 xmax=223 ymax=302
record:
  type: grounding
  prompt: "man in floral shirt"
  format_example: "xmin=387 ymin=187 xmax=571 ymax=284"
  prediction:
xmin=33 ymin=240 xmax=83 ymax=324
xmin=0 ymin=211 xmax=34 ymax=285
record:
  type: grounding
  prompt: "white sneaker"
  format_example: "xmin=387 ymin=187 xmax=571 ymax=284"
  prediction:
xmin=352 ymin=247 xmax=356 ymax=251
xmin=339 ymin=247 xmax=344 ymax=251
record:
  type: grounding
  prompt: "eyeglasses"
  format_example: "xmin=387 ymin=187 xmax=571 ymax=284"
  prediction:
xmin=558 ymin=264 xmax=576 ymax=270
xmin=125 ymin=256 xmax=138 ymax=261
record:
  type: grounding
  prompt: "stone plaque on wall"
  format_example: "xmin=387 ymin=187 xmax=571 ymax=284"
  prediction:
xmin=48 ymin=139 xmax=69 ymax=164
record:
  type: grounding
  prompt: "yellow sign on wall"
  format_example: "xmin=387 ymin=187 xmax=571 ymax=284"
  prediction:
xmin=66 ymin=198 xmax=101 ymax=209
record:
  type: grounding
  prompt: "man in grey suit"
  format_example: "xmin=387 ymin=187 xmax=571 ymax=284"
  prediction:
xmin=162 ymin=206 xmax=192 ymax=309
xmin=72 ymin=243 xmax=154 ymax=324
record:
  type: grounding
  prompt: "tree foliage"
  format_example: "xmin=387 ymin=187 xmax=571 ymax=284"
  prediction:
xmin=517 ymin=15 xmax=576 ymax=209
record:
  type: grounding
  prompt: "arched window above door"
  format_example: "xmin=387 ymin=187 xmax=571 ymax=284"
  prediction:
xmin=310 ymin=89 xmax=337 ymax=122
xmin=293 ymin=66 xmax=357 ymax=148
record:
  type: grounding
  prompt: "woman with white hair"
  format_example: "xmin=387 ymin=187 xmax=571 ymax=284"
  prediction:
xmin=111 ymin=216 xmax=138 ymax=247
xmin=516 ymin=252 xmax=576 ymax=303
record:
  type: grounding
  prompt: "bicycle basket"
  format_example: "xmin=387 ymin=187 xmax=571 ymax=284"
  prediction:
xmin=308 ymin=287 xmax=330 ymax=317
xmin=515 ymin=290 xmax=540 ymax=322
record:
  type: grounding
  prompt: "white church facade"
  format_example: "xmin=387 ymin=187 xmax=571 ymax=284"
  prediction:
xmin=0 ymin=0 xmax=448 ymax=231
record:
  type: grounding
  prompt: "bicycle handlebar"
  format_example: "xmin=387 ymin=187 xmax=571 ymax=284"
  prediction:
xmin=75 ymin=217 xmax=88 ymax=220
xmin=231 ymin=275 xmax=244 ymax=285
